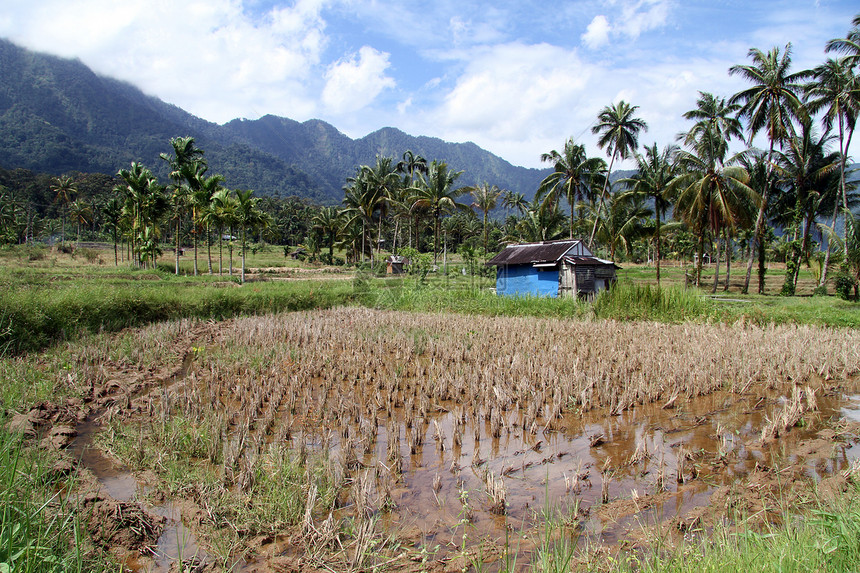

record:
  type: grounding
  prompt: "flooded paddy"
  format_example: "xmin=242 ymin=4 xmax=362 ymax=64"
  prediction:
xmin=52 ymin=308 xmax=860 ymax=570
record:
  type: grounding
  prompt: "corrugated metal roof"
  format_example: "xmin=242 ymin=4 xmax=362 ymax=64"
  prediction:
xmin=486 ymin=240 xmax=586 ymax=266
xmin=563 ymin=256 xmax=619 ymax=268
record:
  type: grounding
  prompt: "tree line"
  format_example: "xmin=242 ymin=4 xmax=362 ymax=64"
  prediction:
xmin=1 ymin=14 xmax=860 ymax=296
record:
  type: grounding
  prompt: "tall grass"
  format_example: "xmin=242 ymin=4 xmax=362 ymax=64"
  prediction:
xmin=364 ymin=278 xmax=712 ymax=323
xmin=592 ymin=282 xmax=710 ymax=323
xmin=1 ymin=269 xmax=354 ymax=354
xmin=0 ymin=425 xmax=105 ymax=572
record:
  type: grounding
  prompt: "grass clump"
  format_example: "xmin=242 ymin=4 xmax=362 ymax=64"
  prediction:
xmin=0 ymin=424 xmax=108 ymax=572
xmin=592 ymin=282 xmax=710 ymax=323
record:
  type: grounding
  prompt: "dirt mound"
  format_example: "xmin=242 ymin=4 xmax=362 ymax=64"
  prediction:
xmin=83 ymin=492 xmax=165 ymax=553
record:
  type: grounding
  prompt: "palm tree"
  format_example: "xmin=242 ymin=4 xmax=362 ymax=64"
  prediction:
xmin=396 ymin=150 xmax=428 ymax=181
xmin=537 ymin=138 xmax=605 ymax=239
xmin=116 ymin=162 xmax=167 ymax=268
xmin=466 ymin=182 xmax=502 ymax=252
xmin=620 ymin=143 xmax=679 ymax=285
xmin=103 ymin=197 xmax=123 ymax=265
xmin=312 ymin=206 xmax=342 ymax=263
xmin=161 ymin=137 xmax=205 ymax=274
xmin=510 ymin=201 xmax=566 ymax=243
xmin=502 ymin=191 xmax=528 ymax=215
xmin=168 ymin=182 xmax=189 ymax=274
xmin=208 ymin=188 xmax=238 ymax=276
xmin=67 ymin=199 xmax=92 ymax=242
xmin=680 ymin=92 xmax=744 ymax=155
xmin=825 ymin=14 xmax=860 ymax=68
xmin=590 ymin=189 xmax=653 ymax=262
xmin=590 ymin=101 xmax=648 ymax=248
xmin=805 ymin=57 xmax=860 ymax=261
xmin=51 ymin=175 xmax=77 ymax=243
xmin=235 ymin=189 xmax=270 ymax=283
xmin=729 ymin=43 xmax=812 ymax=293
xmin=671 ymin=132 xmax=758 ymax=291
xmin=194 ymin=172 xmax=224 ymax=274
xmin=412 ymin=160 xmax=468 ymax=264
xmin=362 ymin=155 xmax=401 ymax=261
xmin=772 ymin=123 xmax=840 ymax=294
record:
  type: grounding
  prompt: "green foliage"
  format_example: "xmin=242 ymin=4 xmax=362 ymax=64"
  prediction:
xmin=592 ymin=282 xmax=709 ymax=322
xmin=0 ymin=425 xmax=97 ymax=572
xmin=0 ymin=267 xmax=355 ymax=354
xmin=834 ymin=270 xmax=856 ymax=300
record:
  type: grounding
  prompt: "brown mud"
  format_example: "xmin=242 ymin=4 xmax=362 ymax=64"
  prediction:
xmin=14 ymin=310 xmax=860 ymax=572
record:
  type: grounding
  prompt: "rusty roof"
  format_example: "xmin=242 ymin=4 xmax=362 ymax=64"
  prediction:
xmin=486 ymin=239 xmax=587 ymax=266
xmin=564 ymin=256 xmax=619 ymax=268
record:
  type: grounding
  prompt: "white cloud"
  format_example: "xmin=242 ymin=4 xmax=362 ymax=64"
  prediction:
xmin=582 ymin=15 xmax=611 ymax=49
xmin=617 ymin=0 xmax=672 ymax=39
xmin=322 ymin=46 xmax=396 ymax=114
xmin=0 ymin=0 xmax=330 ymax=123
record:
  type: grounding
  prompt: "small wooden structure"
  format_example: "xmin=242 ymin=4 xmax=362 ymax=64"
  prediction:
xmin=386 ymin=255 xmax=409 ymax=275
xmin=486 ymin=239 xmax=618 ymax=298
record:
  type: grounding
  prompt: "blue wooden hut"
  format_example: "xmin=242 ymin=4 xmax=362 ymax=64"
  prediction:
xmin=486 ymin=239 xmax=618 ymax=298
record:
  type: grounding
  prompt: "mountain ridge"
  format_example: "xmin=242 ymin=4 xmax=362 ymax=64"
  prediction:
xmin=0 ymin=38 xmax=549 ymax=204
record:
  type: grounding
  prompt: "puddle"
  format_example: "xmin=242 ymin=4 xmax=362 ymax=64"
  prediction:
xmin=68 ymin=351 xmax=209 ymax=572
xmin=277 ymin=384 xmax=860 ymax=563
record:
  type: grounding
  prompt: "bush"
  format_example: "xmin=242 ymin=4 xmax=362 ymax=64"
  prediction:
xmin=834 ymin=271 xmax=856 ymax=301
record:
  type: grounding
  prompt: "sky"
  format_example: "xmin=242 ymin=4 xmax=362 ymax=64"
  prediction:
xmin=1 ymin=0 xmax=857 ymax=169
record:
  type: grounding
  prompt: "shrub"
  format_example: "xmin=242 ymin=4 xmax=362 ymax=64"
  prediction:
xmin=834 ymin=271 xmax=856 ymax=301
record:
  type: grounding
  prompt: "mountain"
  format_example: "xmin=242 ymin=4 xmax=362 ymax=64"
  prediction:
xmin=0 ymin=39 xmax=549 ymax=204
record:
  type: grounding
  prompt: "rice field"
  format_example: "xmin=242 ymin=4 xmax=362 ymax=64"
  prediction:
xmin=90 ymin=307 xmax=860 ymax=570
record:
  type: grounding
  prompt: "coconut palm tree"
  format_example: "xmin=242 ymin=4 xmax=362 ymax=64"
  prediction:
xmin=805 ymin=57 xmax=860 ymax=260
xmin=51 ymin=175 xmax=77 ymax=243
xmin=590 ymin=101 xmax=648 ymax=248
xmin=619 ymin=143 xmax=680 ymax=285
xmin=67 ymin=199 xmax=91 ymax=243
xmin=772 ymin=123 xmax=840 ymax=294
xmin=412 ymin=161 xmax=468 ymax=264
xmin=312 ymin=206 xmax=342 ymax=263
xmin=502 ymin=191 xmax=528 ymax=215
xmin=537 ymin=138 xmax=606 ymax=240
xmin=342 ymin=170 xmax=383 ymax=263
xmin=235 ymin=189 xmax=270 ymax=283
xmin=510 ymin=201 xmax=566 ymax=243
xmin=729 ymin=43 xmax=812 ymax=293
xmin=590 ymin=189 xmax=653 ymax=262
xmin=671 ymin=130 xmax=758 ymax=291
xmin=466 ymin=182 xmax=502 ymax=252
xmin=103 ymin=197 xmax=123 ymax=265
xmin=825 ymin=14 xmax=860 ymax=68
xmin=680 ymin=92 xmax=744 ymax=157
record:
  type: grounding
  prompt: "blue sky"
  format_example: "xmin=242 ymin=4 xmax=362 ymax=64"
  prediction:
xmin=1 ymin=0 xmax=857 ymax=168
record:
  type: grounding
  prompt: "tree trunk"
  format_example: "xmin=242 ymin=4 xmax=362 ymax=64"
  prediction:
xmin=743 ymin=141 xmax=775 ymax=294
xmin=175 ymin=218 xmax=181 ymax=275
xmin=724 ymin=233 xmax=731 ymax=291
xmin=589 ymin=151 xmax=616 ymax=249
xmin=712 ymin=232 xmax=721 ymax=294
xmin=655 ymin=209 xmax=662 ymax=287
xmin=241 ymin=226 xmax=246 ymax=284
xmin=819 ymin=200 xmax=840 ymax=292
xmin=207 ymin=223 xmax=213 ymax=274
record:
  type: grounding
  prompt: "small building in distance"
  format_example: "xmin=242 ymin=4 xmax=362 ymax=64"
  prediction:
xmin=486 ymin=239 xmax=618 ymax=298
xmin=386 ymin=255 xmax=410 ymax=275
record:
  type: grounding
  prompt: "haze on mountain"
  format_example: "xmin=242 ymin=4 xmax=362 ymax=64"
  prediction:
xmin=0 ymin=39 xmax=548 ymax=204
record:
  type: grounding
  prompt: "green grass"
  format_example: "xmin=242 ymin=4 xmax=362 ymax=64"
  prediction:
xmin=0 ymin=264 xmax=355 ymax=355
xmin=0 ymin=424 xmax=113 ymax=572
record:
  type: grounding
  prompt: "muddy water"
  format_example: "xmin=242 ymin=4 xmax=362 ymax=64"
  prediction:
xmin=287 ymin=382 xmax=860 ymax=563
xmin=69 ymin=353 xmax=208 ymax=572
